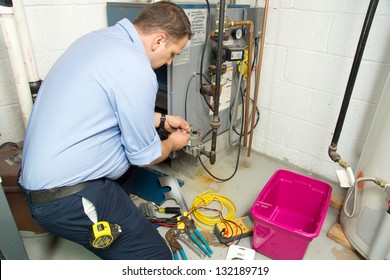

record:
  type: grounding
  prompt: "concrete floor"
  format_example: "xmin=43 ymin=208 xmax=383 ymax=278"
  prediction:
xmin=19 ymin=149 xmax=363 ymax=260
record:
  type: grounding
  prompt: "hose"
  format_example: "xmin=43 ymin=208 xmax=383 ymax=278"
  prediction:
xmin=343 ymin=177 xmax=389 ymax=218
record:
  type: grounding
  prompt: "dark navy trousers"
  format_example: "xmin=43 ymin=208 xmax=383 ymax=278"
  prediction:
xmin=24 ymin=168 xmax=172 ymax=260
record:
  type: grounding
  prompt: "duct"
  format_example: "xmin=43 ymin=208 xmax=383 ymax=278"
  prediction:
xmin=0 ymin=3 xmax=33 ymax=129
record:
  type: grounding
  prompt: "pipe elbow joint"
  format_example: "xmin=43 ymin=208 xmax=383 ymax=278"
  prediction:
xmin=328 ymin=145 xmax=341 ymax=163
xmin=328 ymin=145 xmax=349 ymax=168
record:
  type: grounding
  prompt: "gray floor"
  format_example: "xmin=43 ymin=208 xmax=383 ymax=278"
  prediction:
xmin=19 ymin=149 xmax=363 ymax=260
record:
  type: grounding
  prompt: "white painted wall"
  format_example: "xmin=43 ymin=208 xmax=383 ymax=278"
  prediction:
xmin=0 ymin=0 xmax=389 ymax=183
xmin=253 ymin=0 xmax=390 ymax=181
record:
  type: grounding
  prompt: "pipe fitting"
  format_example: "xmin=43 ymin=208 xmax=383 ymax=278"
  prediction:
xmin=200 ymin=149 xmax=210 ymax=158
xmin=328 ymin=145 xmax=350 ymax=168
xmin=374 ymin=178 xmax=390 ymax=190
xmin=210 ymin=116 xmax=221 ymax=129
xmin=200 ymin=84 xmax=213 ymax=96
xmin=328 ymin=144 xmax=341 ymax=162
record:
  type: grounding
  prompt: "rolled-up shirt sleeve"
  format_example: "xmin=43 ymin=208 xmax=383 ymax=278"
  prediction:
xmin=107 ymin=54 xmax=162 ymax=166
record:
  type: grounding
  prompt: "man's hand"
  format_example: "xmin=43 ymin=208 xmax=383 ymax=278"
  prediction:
xmin=167 ymin=129 xmax=191 ymax=151
xmin=165 ymin=115 xmax=190 ymax=133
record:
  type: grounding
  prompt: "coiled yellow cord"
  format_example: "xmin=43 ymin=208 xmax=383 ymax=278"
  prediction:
xmin=190 ymin=190 xmax=237 ymax=231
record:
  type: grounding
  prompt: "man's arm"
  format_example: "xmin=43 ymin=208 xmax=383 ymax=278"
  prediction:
xmin=145 ymin=113 xmax=191 ymax=166
xmin=145 ymin=129 xmax=190 ymax=166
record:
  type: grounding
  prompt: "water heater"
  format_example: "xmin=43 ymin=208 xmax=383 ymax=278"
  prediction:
xmin=340 ymin=74 xmax=390 ymax=259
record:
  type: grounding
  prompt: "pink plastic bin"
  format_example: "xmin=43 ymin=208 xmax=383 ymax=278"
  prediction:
xmin=250 ymin=169 xmax=332 ymax=260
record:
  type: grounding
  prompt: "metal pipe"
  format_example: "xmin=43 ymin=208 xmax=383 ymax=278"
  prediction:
xmin=248 ymin=0 xmax=269 ymax=157
xmin=328 ymin=0 xmax=379 ymax=165
xmin=209 ymin=0 xmax=226 ymax=165
xmin=226 ymin=20 xmax=254 ymax=148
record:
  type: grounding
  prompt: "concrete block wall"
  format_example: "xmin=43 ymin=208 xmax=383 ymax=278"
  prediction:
xmin=0 ymin=0 xmax=109 ymax=144
xmin=0 ymin=0 xmax=389 ymax=183
xmin=252 ymin=0 xmax=390 ymax=182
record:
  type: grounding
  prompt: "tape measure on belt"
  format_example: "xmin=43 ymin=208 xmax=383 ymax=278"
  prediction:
xmin=89 ymin=221 xmax=122 ymax=249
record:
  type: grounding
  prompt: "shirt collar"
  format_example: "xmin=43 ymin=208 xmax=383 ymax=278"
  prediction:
xmin=116 ymin=18 xmax=145 ymax=54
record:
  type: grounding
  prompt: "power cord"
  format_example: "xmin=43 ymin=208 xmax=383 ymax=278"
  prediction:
xmin=189 ymin=191 xmax=237 ymax=230
xmin=189 ymin=191 xmax=246 ymax=246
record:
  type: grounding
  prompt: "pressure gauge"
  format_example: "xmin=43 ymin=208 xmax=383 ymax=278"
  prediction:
xmin=232 ymin=27 xmax=243 ymax=40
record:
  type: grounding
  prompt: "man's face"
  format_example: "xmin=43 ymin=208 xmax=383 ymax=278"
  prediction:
xmin=151 ymin=36 xmax=189 ymax=69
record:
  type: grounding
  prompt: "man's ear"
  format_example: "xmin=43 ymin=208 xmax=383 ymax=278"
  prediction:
xmin=151 ymin=33 xmax=167 ymax=51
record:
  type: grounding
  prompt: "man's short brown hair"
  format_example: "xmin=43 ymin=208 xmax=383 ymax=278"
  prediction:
xmin=133 ymin=1 xmax=192 ymax=41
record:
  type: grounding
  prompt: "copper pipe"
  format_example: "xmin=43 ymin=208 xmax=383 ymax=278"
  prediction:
xmin=247 ymin=0 xmax=269 ymax=157
xmin=226 ymin=20 xmax=254 ymax=147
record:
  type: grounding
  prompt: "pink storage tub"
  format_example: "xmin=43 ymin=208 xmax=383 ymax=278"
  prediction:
xmin=250 ymin=169 xmax=332 ymax=260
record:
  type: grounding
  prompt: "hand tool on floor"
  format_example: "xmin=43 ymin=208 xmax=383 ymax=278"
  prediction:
xmin=173 ymin=228 xmax=206 ymax=259
xmin=139 ymin=201 xmax=181 ymax=225
xmin=164 ymin=215 xmax=213 ymax=260
xmin=165 ymin=228 xmax=187 ymax=260
xmin=182 ymin=216 xmax=213 ymax=258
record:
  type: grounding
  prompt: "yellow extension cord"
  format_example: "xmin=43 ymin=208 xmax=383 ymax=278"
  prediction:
xmin=190 ymin=190 xmax=237 ymax=231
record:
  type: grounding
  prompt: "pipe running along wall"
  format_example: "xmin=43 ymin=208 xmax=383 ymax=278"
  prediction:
xmin=207 ymin=1 xmax=254 ymax=164
xmin=12 ymin=0 xmax=41 ymax=96
xmin=208 ymin=0 xmax=226 ymax=165
xmin=328 ymin=0 xmax=379 ymax=169
xmin=225 ymin=19 xmax=254 ymax=150
xmin=247 ymin=0 xmax=269 ymax=157
xmin=0 ymin=2 xmax=33 ymax=129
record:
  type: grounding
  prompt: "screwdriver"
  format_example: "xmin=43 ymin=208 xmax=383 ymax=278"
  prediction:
xmin=157 ymin=207 xmax=181 ymax=215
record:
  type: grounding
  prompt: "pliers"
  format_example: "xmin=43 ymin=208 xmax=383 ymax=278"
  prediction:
xmin=182 ymin=217 xmax=213 ymax=258
xmin=165 ymin=228 xmax=187 ymax=260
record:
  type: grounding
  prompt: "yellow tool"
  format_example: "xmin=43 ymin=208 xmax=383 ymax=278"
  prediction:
xmin=213 ymin=216 xmax=253 ymax=244
xmin=89 ymin=221 xmax=122 ymax=249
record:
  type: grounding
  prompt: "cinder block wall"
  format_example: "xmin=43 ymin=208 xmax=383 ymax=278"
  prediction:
xmin=0 ymin=0 xmax=389 ymax=183
xmin=253 ymin=0 xmax=390 ymax=181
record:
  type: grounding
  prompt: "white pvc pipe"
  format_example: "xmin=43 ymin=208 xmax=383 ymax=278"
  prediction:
xmin=0 ymin=6 xmax=33 ymax=129
xmin=12 ymin=0 xmax=40 ymax=82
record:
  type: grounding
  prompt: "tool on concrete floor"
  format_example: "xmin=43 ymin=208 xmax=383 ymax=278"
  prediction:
xmin=165 ymin=229 xmax=187 ymax=260
xmin=173 ymin=228 xmax=206 ymax=259
xmin=139 ymin=201 xmax=181 ymax=225
xmin=213 ymin=215 xmax=254 ymax=244
xmin=164 ymin=215 xmax=213 ymax=260
xmin=182 ymin=216 xmax=213 ymax=257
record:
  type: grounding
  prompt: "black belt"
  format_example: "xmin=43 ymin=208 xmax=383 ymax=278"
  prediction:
xmin=28 ymin=182 xmax=90 ymax=204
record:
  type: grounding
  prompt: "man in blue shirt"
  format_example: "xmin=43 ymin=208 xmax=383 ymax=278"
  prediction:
xmin=20 ymin=1 xmax=192 ymax=260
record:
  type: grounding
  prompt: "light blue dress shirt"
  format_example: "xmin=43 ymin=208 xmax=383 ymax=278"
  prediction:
xmin=21 ymin=19 xmax=162 ymax=190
